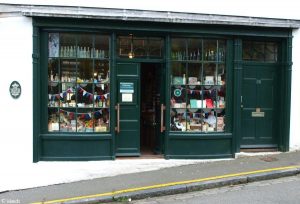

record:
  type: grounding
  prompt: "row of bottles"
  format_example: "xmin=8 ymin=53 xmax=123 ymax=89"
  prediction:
xmin=59 ymin=46 xmax=108 ymax=59
xmin=171 ymin=49 xmax=225 ymax=61
xmin=49 ymin=71 xmax=110 ymax=83
xmin=172 ymin=50 xmax=201 ymax=61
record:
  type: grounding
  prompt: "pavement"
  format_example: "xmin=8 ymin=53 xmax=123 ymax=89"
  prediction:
xmin=1 ymin=151 xmax=300 ymax=204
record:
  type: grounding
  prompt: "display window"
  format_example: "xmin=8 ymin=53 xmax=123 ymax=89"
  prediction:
xmin=170 ymin=38 xmax=226 ymax=132
xmin=47 ymin=33 xmax=110 ymax=133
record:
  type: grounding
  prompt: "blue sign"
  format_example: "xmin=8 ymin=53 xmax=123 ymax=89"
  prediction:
xmin=120 ymin=82 xmax=134 ymax=93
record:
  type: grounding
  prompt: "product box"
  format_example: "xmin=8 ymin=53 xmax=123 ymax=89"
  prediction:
xmin=205 ymin=76 xmax=214 ymax=85
xmin=173 ymin=77 xmax=183 ymax=85
xmin=190 ymin=99 xmax=197 ymax=108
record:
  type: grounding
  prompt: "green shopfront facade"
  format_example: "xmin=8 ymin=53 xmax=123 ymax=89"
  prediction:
xmin=33 ymin=17 xmax=292 ymax=161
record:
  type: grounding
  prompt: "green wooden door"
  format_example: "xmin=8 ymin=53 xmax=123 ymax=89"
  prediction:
xmin=241 ymin=64 xmax=279 ymax=147
xmin=116 ymin=63 xmax=140 ymax=156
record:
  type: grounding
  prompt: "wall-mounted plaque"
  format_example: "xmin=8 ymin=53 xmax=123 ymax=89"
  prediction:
xmin=9 ymin=81 xmax=21 ymax=99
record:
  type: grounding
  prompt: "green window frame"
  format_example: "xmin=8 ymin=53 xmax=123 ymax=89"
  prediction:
xmin=47 ymin=33 xmax=111 ymax=133
xmin=170 ymin=38 xmax=226 ymax=133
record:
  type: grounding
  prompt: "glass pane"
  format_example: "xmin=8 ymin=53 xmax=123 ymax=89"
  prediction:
xmin=188 ymin=39 xmax=202 ymax=61
xmin=171 ymin=85 xmax=186 ymax=107
xmin=60 ymin=34 xmax=76 ymax=58
xmin=217 ymin=110 xmax=225 ymax=132
xmin=171 ymin=62 xmax=186 ymax=85
xmin=265 ymin=42 xmax=278 ymax=62
xmin=204 ymin=40 xmax=217 ymax=61
xmin=218 ymin=40 xmax=226 ymax=62
xmin=187 ymin=85 xmax=203 ymax=109
xmin=77 ymin=34 xmax=93 ymax=59
xmin=49 ymin=33 xmax=59 ymax=58
xmin=187 ymin=109 xmax=203 ymax=132
xmin=171 ymin=38 xmax=187 ymax=60
xmin=203 ymin=63 xmax=217 ymax=85
xmin=95 ymin=35 xmax=109 ymax=59
xmin=48 ymin=58 xmax=59 ymax=82
xmin=78 ymin=59 xmax=93 ymax=82
xmin=94 ymin=108 xmax=109 ymax=132
xmin=148 ymin=38 xmax=163 ymax=58
xmin=242 ymin=41 xmax=252 ymax=61
xmin=203 ymin=86 xmax=217 ymax=109
xmin=94 ymin=60 xmax=109 ymax=83
xmin=203 ymin=110 xmax=217 ymax=132
xmin=61 ymin=59 xmax=77 ymax=83
xmin=48 ymin=108 xmax=59 ymax=132
xmin=133 ymin=37 xmax=147 ymax=57
xmin=60 ymin=108 xmax=76 ymax=132
xmin=77 ymin=83 xmax=93 ymax=108
xmin=95 ymin=83 xmax=110 ymax=108
xmin=217 ymin=64 xmax=225 ymax=85
xmin=76 ymin=109 xmax=93 ymax=132
xmin=252 ymin=42 xmax=265 ymax=61
xmin=170 ymin=108 xmax=186 ymax=131
xmin=48 ymin=59 xmax=60 ymax=107
xmin=187 ymin=63 xmax=202 ymax=85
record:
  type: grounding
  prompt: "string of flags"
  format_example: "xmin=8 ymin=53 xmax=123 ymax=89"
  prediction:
xmin=174 ymin=87 xmax=219 ymax=95
xmin=48 ymin=86 xmax=109 ymax=101
xmin=58 ymin=109 xmax=108 ymax=119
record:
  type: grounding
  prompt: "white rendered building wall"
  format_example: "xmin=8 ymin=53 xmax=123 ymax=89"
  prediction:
xmin=290 ymin=29 xmax=300 ymax=151
xmin=0 ymin=16 xmax=33 ymax=164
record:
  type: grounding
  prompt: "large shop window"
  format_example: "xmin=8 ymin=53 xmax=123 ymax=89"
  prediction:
xmin=170 ymin=38 xmax=226 ymax=132
xmin=47 ymin=33 xmax=110 ymax=133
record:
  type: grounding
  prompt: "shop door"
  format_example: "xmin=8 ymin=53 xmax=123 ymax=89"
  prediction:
xmin=241 ymin=64 xmax=279 ymax=147
xmin=116 ymin=63 xmax=140 ymax=156
xmin=140 ymin=63 xmax=165 ymax=155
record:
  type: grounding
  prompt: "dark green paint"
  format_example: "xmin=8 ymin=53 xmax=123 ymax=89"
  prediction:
xmin=241 ymin=64 xmax=279 ymax=147
xmin=116 ymin=63 xmax=141 ymax=156
xmin=33 ymin=17 xmax=293 ymax=161
xmin=40 ymin=136 xmax=113 ymax=160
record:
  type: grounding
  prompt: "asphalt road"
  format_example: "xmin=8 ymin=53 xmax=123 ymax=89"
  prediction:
xmin=131 ymin=175 xmax=300 ymax=204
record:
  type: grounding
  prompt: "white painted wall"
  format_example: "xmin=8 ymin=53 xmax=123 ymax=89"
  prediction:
xmin=290 ymin=29 xmax=300 ymax=151
xmin=0 ymin=16 xmax=33 ymax=165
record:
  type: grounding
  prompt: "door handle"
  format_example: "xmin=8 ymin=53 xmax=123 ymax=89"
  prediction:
xmin=160 ymin=104 xmax=166 ymax=133
xmin=115 ymin=103 xmax=120 ymax=133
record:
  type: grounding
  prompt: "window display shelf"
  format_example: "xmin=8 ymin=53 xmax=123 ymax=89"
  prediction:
xmin=48 ymin=33 xmax=110 ymax=133
xmin=170 ymin=38 xmax=226 ymax=133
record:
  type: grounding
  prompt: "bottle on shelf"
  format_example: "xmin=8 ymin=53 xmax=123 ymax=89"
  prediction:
xmin=50 ymin=70 xmax=54 ymax=81
xmin=183 ymin=74 xmax=186 ymax=85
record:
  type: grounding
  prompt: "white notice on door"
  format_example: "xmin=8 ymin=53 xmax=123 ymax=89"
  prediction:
xmin=122 ymin=93 xmax=133 ymax=102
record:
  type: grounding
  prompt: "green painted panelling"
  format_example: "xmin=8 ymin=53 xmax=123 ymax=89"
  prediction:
xmin=41 ymin=139 xmax=111 ymax=157
xmin=120 ymin=107 xmax=139 ymax=120
xmin=116 ymin=131 xmax=140 ymax=149
xmin=167 ymin=138 xmax=232 ymax=156
xmin=120 ymin=121 xmax=139 ymax=130
xmin=117 ymin=63 xmax=139 ymax=76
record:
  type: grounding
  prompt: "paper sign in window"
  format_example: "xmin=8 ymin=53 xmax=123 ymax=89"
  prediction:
xmin=122 ymin=93 xmax=133 ymax=102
